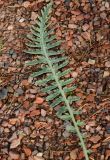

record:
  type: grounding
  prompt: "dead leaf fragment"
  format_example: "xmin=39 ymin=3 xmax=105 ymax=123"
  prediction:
xmin=9 ymin=151 xmax=20 ymax=160
xmin=70 ymin=149 xmax=77 ymax=160
xmin=82 ymin=24 xmax=89 ymax=31
xmin=77 ymin=14 xmax=84 ymax=21
xmin=82 ymin=31 xmax=91 ymax=41
xmin=92 ymin=143 xmax=101 ymax=149
xmin=105 ymin=150 xmax=110 ymax=160
xmin=35 ymin=121 xmax=48 ymax=129
xmin=71 ymin=10 xmax=80 ymax=16
xmin=89 ymin=135 xmax=101 ymax=143
xmin=10 ymin=138 xmax=21 ymax=149
xmin=67 ymin=40 xmax=73 ymax=47
xmin=86 ymin=94 xmax=95 ymax=102
xmin=23 ymin=100 xmax=30 ymax=109
xmin=31 ymin=12 xmax=38 ymax=21
xmin=22 ymin=79 xmax=29 ymax=86
xmin=30 ymin=109 xmax=40 ymax=117
xmin=23 ymin=146 xmax=32 ymax=156
xmin=0 ymin=0 xmax=4 ymax=7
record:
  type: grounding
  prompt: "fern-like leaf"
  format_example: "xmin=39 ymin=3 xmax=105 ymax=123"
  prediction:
xmin=25 ymin=3 xmax=89 ymax=160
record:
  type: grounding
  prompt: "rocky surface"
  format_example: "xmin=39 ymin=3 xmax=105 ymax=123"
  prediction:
xmin=0 ymin=0 xmax=110 ymax=159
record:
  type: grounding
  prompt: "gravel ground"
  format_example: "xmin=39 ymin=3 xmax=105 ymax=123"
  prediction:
xmin=0 ymin=0 xmax=110 ymax=159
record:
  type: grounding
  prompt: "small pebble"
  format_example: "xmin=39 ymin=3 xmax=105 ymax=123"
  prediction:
xmin=41 ymin=109 xmax=46 ymax=117
xmin=22 ymin=1 xmax=31 ymax=8
xmin=101 ymin=155 xmax=105 ymax=160
xmin=88 ymin=59 xmax=95 ymax=65
xmin=105 ymin=61 xmax=110 ymax=68
xmin=100 ymin=12 xmax=106 ymax=19
xmin=8 ymin=25 xmax=14 ymax=30
xmin=82 ymin=24 xmax=89 ymax=31
xmin=37 ymin=152 xmax=43 ymax=157
xmin=63 ymin=130 xmax=70 ymax=138
xmin=4 ymin=128 xmax=10 ymax=133
xmin=0 ymin=88 xmax=8 ymax=100
xmin=16 ymin=88 xmax=24 ymax=95
xmin=24 ymin=127 xmax=31 ymax=135
xmin=12 ymin=52 xmax=17 ymax=59
xmin=34 ymin=156 xmax=44 ymax=160
xmin=103 ymin=71 xmax=109 ymax=78
xmin=31 ymin=12 xmax=38 ymax=21
xmin=35 ymin=97 xmax=44 ymax=104
xmin=0 ymin=62 xmax=4 ymax=67
xmin=29 ymin=89 xmax=37 ymax=94
xmin=106 ymin=124 xmax=110 ymax=134
xmin=70 ymin=150 xmax=77 ymax=160
xmin=19 ymin=18 xmax=25 ymax=23
xmin=86 ymin=125 xmax=90 ymax=131
xmin=22 ymin=79 xmax=29 ymax=86
xmin=9 ymin=151 xmax=20 ymax=159
xmin=68 ymin=24 xmax=77 ymax=29
xmin=105 ymin=2 xmax=109 ymax=8
xmin=71 ymin=71 xmax=78 ymax=78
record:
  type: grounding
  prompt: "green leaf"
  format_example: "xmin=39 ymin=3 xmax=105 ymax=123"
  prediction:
xmin=26 ymin=58 xmax=47 ymax=66
xmin=46 ymin=91 xmax=60 ymax=101
xmin=59 ymin=114 xmax=71 ymax=120
xmin=66 ymin=125 xmax=76 ymax=133
xmin=73 ymin=110 xmax=81 ymax=115
xmin=57 ymin=68 xmax=72 ymax=78
xmin=60 ymin=78 xmax=74 ymax=87
xmin=37 ymin=15 xmax=43 ymax=24
xmin=32 ymin=25 xmax=41 ymax=33
xmin=51 ymin=57 xmax=67 ymax=64
xmin=51 ymin=97 xmax=63 ymax=108
xmin=56 ymin=60 xmax=69 ymax=70
xmin=45 ymin=35 xmax=56 ymax=43
xmin=26 ymin=42 xmax=41 ymax=48
xmin=87 ymin=150 xmax=92 ymax=154
xmin=44 ymin=29 xmax=54 ymax=38
xmin=41 ymin=3 xmax=52 ymax=21
xmin=27 ymin=35 xmax=41 ymax=43
xmin=48 ymin=50 xmax=64 ymax=56
xmin=77 ymin=120 xmax=85 ymax=127
xmin=24 ymin=49 xmax=43 ymax=55
xmin=47 ymin=41 xmax=62 ymax=49
xmin=30 ymin=28 xmax=41 ymax=38
xmin=25 ymin=3 xmax=89 ymax=159
xmin=81 ymin=134 xmax=86 ymax=139
xmin=30 ymin=68 xmax=50 ymax=78
xmin=36 ymin=75 xmax=54 ymax=84
xmin=37 ymin=19 xmax=43 ymax=28
xmin=56 ymin=106 xmax=67 ymax=116
xmin=42 ymin=84 xmax=57 ymax=92
xmin=68 ymin=96 xmax=80 ymax=104
xmin=63 ymin=86 xmax=77 ymax=93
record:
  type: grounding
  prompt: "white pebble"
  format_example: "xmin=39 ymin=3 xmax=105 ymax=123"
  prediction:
xmin=41 ymin=109 xmax=46 ymax=117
